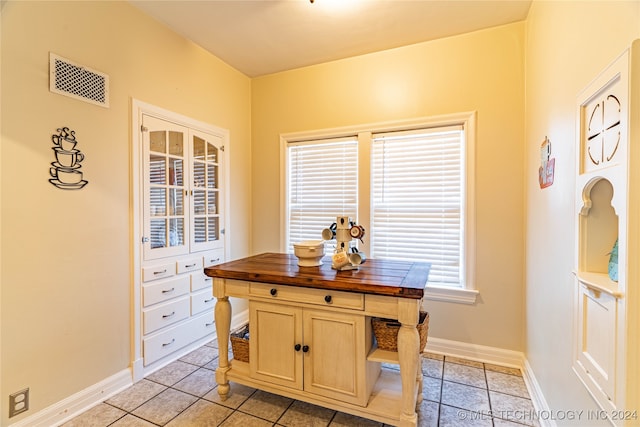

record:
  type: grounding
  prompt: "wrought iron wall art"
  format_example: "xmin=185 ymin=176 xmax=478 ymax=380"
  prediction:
xmin=49 ymin=127 xmax=88 ymax=190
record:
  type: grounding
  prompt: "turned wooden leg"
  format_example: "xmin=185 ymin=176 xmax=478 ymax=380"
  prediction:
xmin=214 ymin=279 xmax=231 ymax=400
xmin=397 ymin=299 xmax=420 ymax=427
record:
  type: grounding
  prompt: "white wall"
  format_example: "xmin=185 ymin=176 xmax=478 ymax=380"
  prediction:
xmin=0 ymin=2 xmax=251 ymax=425
xmin=524 ymin=0 xmax=640 ymax=420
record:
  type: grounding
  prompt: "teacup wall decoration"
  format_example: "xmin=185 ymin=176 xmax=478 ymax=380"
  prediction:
xmin=49 ymin=127 xmax=88 ymax=190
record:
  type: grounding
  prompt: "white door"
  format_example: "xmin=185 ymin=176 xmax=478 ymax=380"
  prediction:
xmin=190 ymin=129 xmax=225 ymax=253
xmin=142 ymin=115 xmax=190 ymax=261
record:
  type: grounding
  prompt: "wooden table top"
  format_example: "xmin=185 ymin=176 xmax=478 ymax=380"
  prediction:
xmin=204 ymin=252 xmax=430 ymax=299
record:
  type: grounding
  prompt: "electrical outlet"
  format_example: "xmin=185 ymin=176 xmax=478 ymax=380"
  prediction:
xmin=9 ymin=388 xmax=29 ymax=418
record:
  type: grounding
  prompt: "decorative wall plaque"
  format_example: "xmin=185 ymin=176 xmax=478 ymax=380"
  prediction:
xmin=49 ymin=127 xmax=88 ymax=189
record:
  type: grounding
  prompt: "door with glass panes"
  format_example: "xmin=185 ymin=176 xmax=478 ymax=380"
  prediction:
xmin=142 ymin=115 xmax=224 ymax=261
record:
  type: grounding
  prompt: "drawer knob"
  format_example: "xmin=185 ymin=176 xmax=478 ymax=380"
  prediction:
xmin=324 ymin=295 xmax=332 ymax=303
xmin=270 ymin=288 xmax=278 ymax=296
xmin=162 ymin=338 xmax=175 ymax=347
xmin=162 ymin=311 xmax=176 ymax=319
xmin=302 ymin=345 xmax=310 ymax=353
xmin=161 ymin=287 xmax=175 ymax=294
xmin=294 ymin=344 xmax=301 ymax=351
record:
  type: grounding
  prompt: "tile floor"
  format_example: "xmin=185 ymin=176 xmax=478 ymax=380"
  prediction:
xmin=61 ymin=339 xmax=538 ymax=427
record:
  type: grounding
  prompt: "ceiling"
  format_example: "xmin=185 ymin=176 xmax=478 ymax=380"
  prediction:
xmin=131 ymin=0 xmax=532 ymax=78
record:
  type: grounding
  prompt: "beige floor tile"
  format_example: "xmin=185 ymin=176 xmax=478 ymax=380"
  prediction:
xmin=484 ymin=363 xmax=521 ymax=376
xmin=203 ymin=382 xmax=256 ymax=409
xmin=444 ymin=356 xmax=484 ymax=369
xmin=423 ymin=352 xmax=444 ymax=361
xmin=179 ymin=345 xmax=219 ymax=366
xmin=422 ymin=375 xmax=442 ymax=402
xmin=486 ymin=370 xmax=529 ymax=398
xmin=165 ymin=399 xmax=233 ymax=426
xmin=421 ymin=356 xmax=443 ymax=379
xmin=110 ymin=414 xmax=158 ymax=427
xmin=238 ymin=389 xmax=293 ymax=422
xmin=132 ymin=388 xmax=197 ymax=425
xmin=220 ymin=410 xmax=273 ymax=426
xmin=416 ymin=399 xmax=439 ymax=427
xmin=277 ymin=400 xmax=335 ymax=427
xmin=105 ymin=379 xmax=166 ymax=412
xmin=173 ymin=367 xmax=217 ymax=397
xmin=61 ymin=403 xmax=126 ymax=427
xmin=329 ymin=411 xmax=384 ymax=426
xmin=439 ymin=404 xmax=492 ymax=427
xmin=443 ymin=362 xmax=487 ymax=388
xmin=489 ymin=391 xmax=539 ymax=427
xmin=146 ymin=360 xmax=200 ymax=386
xmin=441 ymin=381 xmax=490 ymax=413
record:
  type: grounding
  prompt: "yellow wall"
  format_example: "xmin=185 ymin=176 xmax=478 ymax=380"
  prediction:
xmin=252 ymin=22 xmax=526 ymax=351
xmin=0 ymin=1 xmax=251 ymax=424
xmin=524 ymin=0 xmax=640 ymax=415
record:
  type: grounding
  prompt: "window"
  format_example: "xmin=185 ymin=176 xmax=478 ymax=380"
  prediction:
xmin=371 ymin=127 xmax=464 ymax=287
xmin=282 ymin=113 xmax=477 ymax=304
xmin=286 ymin=137 xmax=358 ymax=254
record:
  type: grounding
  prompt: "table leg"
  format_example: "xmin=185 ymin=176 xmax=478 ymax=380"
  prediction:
xmin=214 ymin=280 xmax=231 ymax=400
xmin=397 ymin=299 xmax=420 ymax=427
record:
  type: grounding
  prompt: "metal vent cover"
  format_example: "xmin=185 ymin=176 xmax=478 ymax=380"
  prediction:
xmin=49 ymin=53 xmax=109 ymax=108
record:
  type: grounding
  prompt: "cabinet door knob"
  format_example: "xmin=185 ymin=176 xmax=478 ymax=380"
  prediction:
xmin=324 ymin=295 xmax=332 ymax=303
xmin=294 ymin=344 xmax=301 ymax=351
xmin=302 ymin=345 xmax=309 ymax=353
xmin=270 ymin=288 xmax=278 ymax=296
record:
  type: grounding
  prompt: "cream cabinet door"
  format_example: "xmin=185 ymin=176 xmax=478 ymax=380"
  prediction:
xmin=249 ymin=301 xmax=303 ymax=389
xmin=303 ymin=309 xmax=367 ymax=406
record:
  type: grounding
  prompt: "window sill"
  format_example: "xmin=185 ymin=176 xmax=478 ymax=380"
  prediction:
xmin=424 ymin=285 xmax=479 ymax=305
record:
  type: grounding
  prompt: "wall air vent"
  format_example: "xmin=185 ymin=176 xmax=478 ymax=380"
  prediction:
xmin=49 ymin=53 xmax=109 ymax=108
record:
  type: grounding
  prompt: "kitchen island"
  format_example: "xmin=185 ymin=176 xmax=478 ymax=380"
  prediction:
xmin=204 ymin=253 xmax=430 ymax=427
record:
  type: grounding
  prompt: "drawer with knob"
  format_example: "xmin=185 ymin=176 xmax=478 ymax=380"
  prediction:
xmin=191 ymin=288 xmax=216 ymax=315
xmin=177 ymin=257 xmax=203 ymax=274
xmin=143 ymin=275 xmax=191 ymax=307
xmin=248 ymin=282 xmax=364 ymax=310
xmin=142 ymin=262 xmax=176 ymax=282
xmin=143 ymin=296 xmax=190 ymax=334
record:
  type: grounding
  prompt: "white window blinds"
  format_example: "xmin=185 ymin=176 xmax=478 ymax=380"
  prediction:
xmin=371 ymin=126 xmax=464 ymax=287
xmin=287 ymin=137 xmax=358 ymax=253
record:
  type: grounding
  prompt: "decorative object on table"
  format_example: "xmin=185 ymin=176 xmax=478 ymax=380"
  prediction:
xmin=230 ymin=325 xmax=250 ymax=362
xmin=539 ymin=136 xmax=555 ymax=189
xmin=372 ymin=311 xmax=430 ymax=352
xmin=608 ymin=238 xmax=619 ymax=282
xmin=49 ymin=126 xmax=88 ymax=190
xmin=293 ymin=240 xmax=325 ymax=267
xmin=322 ymin=216 xmax=367 ymax=271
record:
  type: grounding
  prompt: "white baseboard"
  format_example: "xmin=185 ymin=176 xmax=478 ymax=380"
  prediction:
xmin=523 ymin=359 xmax=557 ymax=427
xmin=8 ymin=369 xmax=132 ymax=427
xmin=425 ymin=336 xmax=525 ymax=368
xmin=425 ymin=337 xmax=554 ymax=427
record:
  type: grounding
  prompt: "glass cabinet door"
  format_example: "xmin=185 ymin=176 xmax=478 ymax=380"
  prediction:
xmin=190 ymin=130 xmax=224 ymax=252
xmin=143 ymin=115 xmax=190 ymax=260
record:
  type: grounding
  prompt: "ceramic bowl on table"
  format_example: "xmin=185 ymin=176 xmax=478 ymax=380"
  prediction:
xmin=293 ymin=240 xmax=325 ymax=267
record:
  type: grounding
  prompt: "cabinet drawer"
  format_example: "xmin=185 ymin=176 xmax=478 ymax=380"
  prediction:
xmin=143 ymin=296 xmax=190 ymax=335
xmin=249 ymin=282 xmax=364 ymax=310
xmin=203 ymin=249 xmax=224 ymax=267
xmin=142 ymin=262 xmax=175 ymax=282
xmin=192 ymin=271 xmax=213 ymax=291
xmin=143 ymin=310 xmax=215 ymax=366
xmin=191 ymin=288 xmax=215 ymax=315
xmin=190 ymin=310 xmax=216 ymax=342
xmin=143 ymin=275 xmax=191 ymax=307
xmin=177 ymin=257 xmax=203 ymax=274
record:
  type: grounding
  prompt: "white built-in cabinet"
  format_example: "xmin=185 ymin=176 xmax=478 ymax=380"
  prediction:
xmin=573 ymin=41 xmax=640 ymax=424
xmin=132 ymin=100 xmax=229 ymax=378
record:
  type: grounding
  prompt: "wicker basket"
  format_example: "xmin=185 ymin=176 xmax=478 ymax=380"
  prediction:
xmin=372 ymin=312 xmax=429 ymax=352
xmin=230 ymin=325 xmax=250 ymax=362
